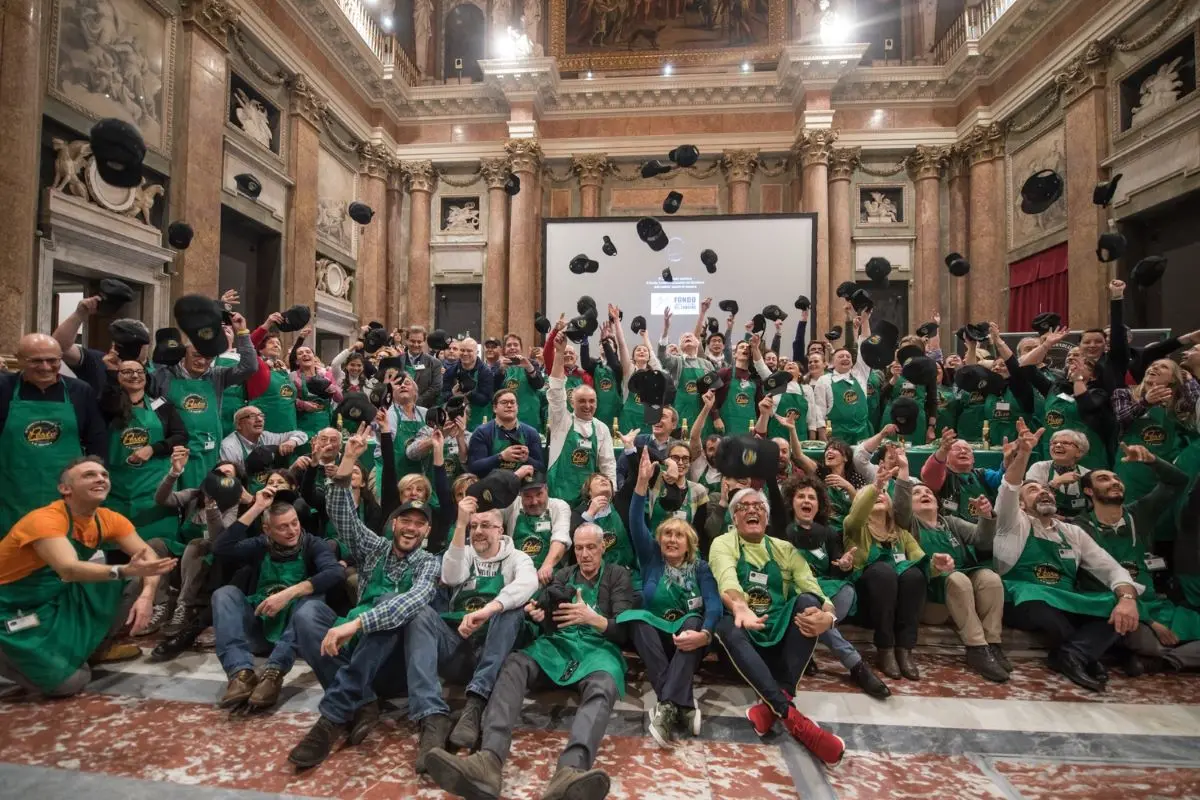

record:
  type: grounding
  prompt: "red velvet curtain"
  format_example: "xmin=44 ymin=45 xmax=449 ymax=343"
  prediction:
xmin=1009 ymin=243 xmax=1068 ymax=330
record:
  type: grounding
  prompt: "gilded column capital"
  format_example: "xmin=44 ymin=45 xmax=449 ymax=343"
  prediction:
xmin=1054 ymin=39 xmax=1113 ymax=105
xmin=828 ymin=147 xmax=861 ymax=181
xmin=401 ymin=160 xmax=437 ymax=194
xmin=357 ymin=142 xmax=395 ymax=181
xmin=288 ymin=73 xmax=327 ymax=127
xmin=505 ymin=139 xmax=544 ymax=175
xmin=480 ymin=157 xmax=513 ymax=190
xmin=962 ymin=123 xmax=1006 ymax=165
xmin=721 ymin=150 xmax=759 ymax=184
xmin=180 ymin=0 xmax=239 ymax=50
xmin=795 ymin=129 xmax=839 ymax=170
xmin=571 ymin=154 xmax=612 ymax=188
xmin=905 ymin=145 xmax=948 ymax=182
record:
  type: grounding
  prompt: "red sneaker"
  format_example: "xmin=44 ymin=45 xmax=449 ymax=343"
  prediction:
xmin=783 ymin=707 xmax=845 ymax=766
xmin=745 ymin=700 xmax=775 ymax=736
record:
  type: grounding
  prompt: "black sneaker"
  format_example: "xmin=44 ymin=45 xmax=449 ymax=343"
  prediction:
xmin=415 ymin=713 xmax=452 ymax=774
xmin=988 ymin=643 xmax=1013 ymax=673
xmin=288 ymin=716 xmax=346 ymax=769
xmin=149 ymin=610 xmax=206 ymax=662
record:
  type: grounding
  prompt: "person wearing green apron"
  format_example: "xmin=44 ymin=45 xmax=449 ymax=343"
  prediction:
xmin=934 ymin=380 xmax=960 ymax=439
xmin=819 ymin=347 xmax=874 ymax=445
xmin=954 ymin=388 xmax=989 ymax=442
xmin=657 ymin=328 xmax=715 ymax=432
xmin=712 ymin=371 xmax=760 ymax=440
xmin=406 ymin=497 xmax=538 ymax=753
xmin=768 ymin=384 xmax=811 ymax=441
xmin=505 ymin=474 xmax=571 ymax=580
xmin=423 ymin=524 xmax=633 ymax=800
xmin=255 ymin=366 xmax=300 ymax=436
xmin=546 ymin=352 xmax=617 ymax=506
xmin=380 ymin=379 xmax=435 ymax=500
xmin=213 ymin=344 xmax=244 ymax=440
xmin=892 ymin=477 xmax=1010 ymax=682
xmin=444 ymin=340 xmax=495 ymax=432
xmin=707 ymin=487 xmax=844 ymax=764
xmin=1039 ymin=388 xmax=1111 ymax=470
xmin=591 ymin=359 xmax=622 ymax=432
xmin=288 ymin=436 xmax=441 ymax=769
xmin=219 ymin=406 xmax=308 ymax=490
xmin=294 ymin=374 xmax=334 ymax=457
xmin=498 ymin=348 xmax=546 ymax=432
xmin=618 ymin=467 xmax=721 ymax=743
xmin=866 ymin=369 xmax=884 ymax=432
xmin=211 ymin=489 xmax=343 ymax=710
xmin=1113 ymin=393 xmax=1187 ymax=504
xmin=996 ymin=429 xmax=1143 ymax=692
xmin=0 ymin=461 xmax=175 ymax=696
xmin=920 ymin=431 xmax=1003 ymax=523
xmin=104 ymin=386 xmax=182 ymax=543
xmin=1025 ymin=430 xmax=1094 ymax=518
xmin=150 ymin=325 xmax=257 ymax=490
xmin=464 ymin=388 xmax=546 ymax=477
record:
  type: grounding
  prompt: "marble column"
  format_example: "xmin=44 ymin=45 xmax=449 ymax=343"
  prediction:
xmin=0 ymin=0 xmax=45 ymax=353
xmin=506 ymin=139 xmax=543 ymax=345
xmin=401 ymin=161 xmax=436 ymax=327
xmin=1062 ymin=62 xmax=1111 ymax=329
xmin=356 ymin=143 xmax=392 ymax=326
xmin=480 ymin=157 xmax=511 ymax=338
xmin=169 ymin=1 xmax=238 ymax=301
xmin=907 ymin=145 xmax=945 ymax=327
xmin=964 ymin=124 xmax=1007 ymax=327
xmin=283 ymin=75 xmax=323 ymax=314
xmin=946 ymin=148 xmax=971 ymax=344
xmin=828 ymin=147 xmax=860 ymax=329
xmin=385 ymin=166 xmax=406 ymax=330
xmin=798 ymin=130 xmax=837 ymax=331
xmin=722 ymin=150 xmax=759 ymax=213
xmin=571 ymin=154 xmax=610 ymax=218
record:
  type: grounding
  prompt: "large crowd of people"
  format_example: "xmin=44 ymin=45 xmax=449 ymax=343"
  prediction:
xmin=1 ymin=278 xmax=1199 ymax=800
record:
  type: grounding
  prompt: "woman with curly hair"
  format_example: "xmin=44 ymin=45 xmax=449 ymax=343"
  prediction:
xmin=814 ymin=439 xmax=867 ymax=532
xmin=1112 ymin=358 xmax=1198 ymax=503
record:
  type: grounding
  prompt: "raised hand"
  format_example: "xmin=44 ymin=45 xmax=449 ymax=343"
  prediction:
xmin=1120 ymin=443 xmax=1155 ymax=463
xmin=170 ymin=446 xmax=189 ymax=474
xmin=932 ymin=552 xmax=955 ymax=574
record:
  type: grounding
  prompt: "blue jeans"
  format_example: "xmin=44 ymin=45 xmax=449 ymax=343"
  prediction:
xmin=817 ymin=584 xmax=862 ymax=670
xmin=212 ymin=584 xmax=309 ymax=676
xmin=293 ymin=597 xmax=409 ymax=726
xmin=404 ymin=605 xmax=525 ymax=723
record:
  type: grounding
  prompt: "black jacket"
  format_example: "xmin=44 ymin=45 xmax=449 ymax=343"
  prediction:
xmin=213 ymin=522 xmax=345 ymax=596
xmin=548 ymin=563 xmax=633 ymax=646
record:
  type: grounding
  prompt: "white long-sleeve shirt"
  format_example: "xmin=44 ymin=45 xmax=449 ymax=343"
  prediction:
xmin=502 ymin=497 xmax=573 ymax=547
xmin=440 ymin=535 xmax=538 ymax=612
xmin=547 ymin=375 xmax=617 ymax=486
xmin=992 ymin=478 xmax=1142 ymax=593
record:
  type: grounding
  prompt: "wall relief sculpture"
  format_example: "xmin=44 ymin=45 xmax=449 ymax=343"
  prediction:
xmin=51 ymin=136 xmax=164 ymax=223
xmin=316 ymin=148 xmax=358 ymax=257
xmin=233 ymin=87 xmax=274 ymax=149
xmin=441 ymin=198 xmax=482 ymax=232
xmin=317 ymin=258 xmax=354 ymax=300
xmin=1131 ymin=55 xmax=1184 ymax=123
xmin=1117 ymin=34 xmax=1197 ymax=133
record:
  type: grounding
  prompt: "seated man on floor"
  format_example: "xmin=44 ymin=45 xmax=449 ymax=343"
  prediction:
xmin=503 ymin=470 xmax=571 ymax=584
xmin=424 ymin=523 xmax=632 ymax=800
xmin=287 ymin=425 xmax=441 ymax=768
xmin=995 ymin=420 xmax=1142 ymax=692
xmin=403 ymin=488 xmax=538 ymax=771
xmin=0 ymin=457 xmax=176 ymax=697
xmin=211 ymin=485 xmax=344 ymax=712
xmin=920 ymin=428 xmax=1003 ymax=522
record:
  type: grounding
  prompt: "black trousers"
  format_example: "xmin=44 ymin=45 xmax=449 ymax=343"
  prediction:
xmin=1003 ymin=600 xmax=1121 ymax=662
xmin=716 ymin=593 xmax=821 ymax=717
xmin=856 ymin=562 xmax=927 ymax=648
xmin=629 ymin=616 xmax=704 ymax=709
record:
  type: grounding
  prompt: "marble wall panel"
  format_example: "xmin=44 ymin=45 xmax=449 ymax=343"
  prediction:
xmin=761 ymin=184 xmax=783 ymax=213
xmin=550 ymin=188 xmax=571 ymax=217
xmin=609 ymin=186 xmax=720 ymax=216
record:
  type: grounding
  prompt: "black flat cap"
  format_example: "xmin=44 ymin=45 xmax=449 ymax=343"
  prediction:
xmin=201 ymin=470 xmax=243 ymax=511
xmin=963 ymin=322 xmax=991 ymax=343
xmin=825 ymin=326 xmax=843 ymax=342
xmin=954 ymin=364 xmax=1005 ymax=396
xmin=630 ymin=315 xmax=646 ymax=335
xmin=669 ymin=145 xmax=699 ymax=167
xmin=641 ymin=160 xmax=674 ymax=179
xmin=945 ymin=252 xmax=970 ymax=277
xmin=890 ymin=397 xmax=920 ymax=436
xmin=718 ymin=299 xmax=739 ymax=316
xmin=865 ymin=257 xmax=892 ymax=285
xmin=706 ymin=317 xmax=720 ymax=336
xmin=1130 ymin=255 xmax=1167 ymax=287
xmin=850 ymin=289 xmax=874 ymax=314
xmin=243 ymin=444 xmax=279 ymax=477
xmin=836 ymin=281 xmax=858 ymax=299
xmin=363 ymin=326 xmax=390 ymax=353
xmin=337 ymin=392 xmax=378 ymax=426
xmin=109 ymin=319 xmax=150 ymax=361
xmin=763 ymin=371 xmax=791 ymax=397
xmin=534 ymin=313 xmax=551 ymax=336
xmin=715 ymin=435 xmax=779 ymax=481
xmin=1093 ymin=174 xmax=1122 ymax=207
xmin=152 ymin=327 xmax=186 ymax=367
xmin=348 ymin=202 xmax=374 ymax=225
xmin=895 ymin=344 xmax=924 ymax=366
xmin=696 ymin=371 xmax=725 ymax=395
xmin=1096 ymin=232 xmax=1126 ymax=263
xmin=577 ymin=296 xmax=598 ymax=316
xmin=277 ymin=304 xmax=312 ymax=333
xmin=427 ymin=328 xmax=451 ymax=351
xmin=901 ymin=355 xmax=938 ymax=386
xmin=570 ymin=254 xmax=599 ymax=275
xmin=98 ymin=278 xmax=134 ymax=314
xmin=636 ymin=217 xmax=669 ymax=251
xmin=662 ymin=191 xmax=683 ymax=215
xmin=794 ymin=295 xmax=811 ymax=311
xmin=661 ymin=267 xmax=674 ymax=283
xmin=751 ymin=314 xmax=766 ymax=335
xmin=629 ymin=369 xmax=669 ymax=407
xmin=915 ymin=321 xmax=938 ymax=339
xmin=306 ymin=375 xmax=333 ymax=397
xmin=602 ymin=235 xmax=617 ymax=256
xmin=700 ymin=248 xmax=718 ymax=273
xmin=860 ymin=332 xmax=898 ymax=371
xmin=90 ymin=118 xmax=145 ymax=188
xmin=468 ymin=469 xmax=522 ymax=512
xmin=173 ymin=294 xmax=226 ymax=358
xmin=234 ymin=172 xmax=262 ymax=199
xmin=565 ymin=314 xmax=598 ymax=343
xmin=1031 ymin=312 xmax=1062 ymax=334
xmin=762 ymin=305 xmax=787 ymax=323
xmin=1020 ymin=169 xmax=1063 ymax=215
xmin=505 ymin=174 xmax=520 ymax=196
xmin=167 ymin=221 xmax=194 ymax=250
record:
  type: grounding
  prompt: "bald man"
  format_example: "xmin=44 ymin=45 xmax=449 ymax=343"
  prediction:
xmin=546 ymin=320 xmax=617 ymax=505
xmin=0 ymin=334 xmax=108 ymax=535
xmin=443 ymin=336 xmax=495 ymax=432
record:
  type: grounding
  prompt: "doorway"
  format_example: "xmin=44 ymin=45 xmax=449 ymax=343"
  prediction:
xmin=856 ymin=279 xmax=910 ymax=337
xmin=435 ymin=284 xmax=482 ymax=340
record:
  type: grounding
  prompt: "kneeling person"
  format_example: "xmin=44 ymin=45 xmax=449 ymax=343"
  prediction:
xmin=425 ymin=523 xmax=632 ymax=800
xmin=212 ymin=486 xmax=344 ymax=711
xmin=404 ymin=495 xmax=537 ymax=769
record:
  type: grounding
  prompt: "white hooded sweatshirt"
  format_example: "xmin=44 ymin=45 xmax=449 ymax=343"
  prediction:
xmin=440 ymin=534 xmax=539 ymax=612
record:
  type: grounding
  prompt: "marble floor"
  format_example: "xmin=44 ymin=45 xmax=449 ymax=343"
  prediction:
xmin=2 ymin=636 xmax=1199 ymax=799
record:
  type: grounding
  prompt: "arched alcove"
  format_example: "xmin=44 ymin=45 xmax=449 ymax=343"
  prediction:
xmin=443 ymin=3 xmax=485 ymax=83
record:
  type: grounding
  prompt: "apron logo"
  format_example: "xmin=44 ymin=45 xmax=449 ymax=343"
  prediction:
xmin=938 ymin=395 xmax=949 ymax=409
xmin=182 ymin=394 xmax=209 ymax=412
xmin=1122 ymin=560 xmax=1140 ymax=581
xmin=121 ymin=428 xmax=150 ymax=449
xmin=663 ymin=608 xmax=683 ymax=622
xmin=571 ymin=448 xmax=590 ymax=467
xmin=685 ymin=380 xmax=697 ymax=394
xmin=482 ymin=488 xmax=493 ymax=503
xmin=735 ymin=393 xmax=750 ymax=406
xmin=505 ymin=379 xmax=518 ymax=390
xmin=966 ymin=497 xmax=984 ymax=517
xmin=1045 ymin=410 xmax=1065 ymax=428
xmin=566 ymin=389 xmax=575 ymax=406
xmin=23 ymin=421 xmax=61 ymax=446
xmin=1033 ymin=564 xmax=1061 ymax=584
xmin=747 ymin=587 xmax=771 ymax=615
xmin=1142 ymin=426 xmax=1166 ymax=446
xmin=521 ymin=538 xmax=544 ymax=556
xmin=599 ymin=379 xmax=613 ymax=392
xmin=633 ymin=393 xmax=642 ymax=404
xmin=842 ymin=390 xmax=859 ymax=404
xmin=866 ymin=385 xmax=876 ymax=396
xmin=263 ymin=583 xmax=288 ymax=596
xmin=603 ymin=532 xmax=616 ymax=551
xmin=993 ymin=406 xmax=1011 ymax=419
xmin=281 ymin=384 xmax=295 ymax=398
xmin=464 ymin=596 xmax=487 ymax=613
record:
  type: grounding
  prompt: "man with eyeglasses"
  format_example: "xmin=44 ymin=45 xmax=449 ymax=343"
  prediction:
xmin=219 ymin=405 xmax=309 ymax=487
xmin=467 ymin=388 xmax=545 ymax=478
xmin=0 ymin=334 xmax=108 ymax=536
xmin=404 ymin=494 xmax=538 ymax=770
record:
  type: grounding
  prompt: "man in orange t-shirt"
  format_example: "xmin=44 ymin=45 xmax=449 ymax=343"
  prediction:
xmin=0 ymin=456 xmax=176 ymax=696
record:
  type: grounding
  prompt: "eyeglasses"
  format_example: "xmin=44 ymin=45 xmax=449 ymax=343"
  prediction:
xmin=239 ymin=412 xmax=265 ymax=420
xmin=469 ymin=521 xmax=502 ymax=530
xmin=119 ymin=369 xmax=145 ymax=377
xmin=668 ymin=453 xmax=691 ymax=463
xmin=735 ymin=501 xmax=767 ymax=512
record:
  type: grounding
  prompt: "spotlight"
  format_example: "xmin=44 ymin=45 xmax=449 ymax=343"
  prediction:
xmin=820 ymin=12 xmax=853 ymax=45
xmin=663 ymin=63 xmax=674 ymax=76
xmin=741 ymin=62 xmax=751 ymax=73
xmin=381 ymin=14 xmax=393 ymax=31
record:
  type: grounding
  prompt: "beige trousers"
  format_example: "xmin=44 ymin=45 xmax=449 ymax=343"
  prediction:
xmin=921 ymin=569 xmax=1004 ymax=647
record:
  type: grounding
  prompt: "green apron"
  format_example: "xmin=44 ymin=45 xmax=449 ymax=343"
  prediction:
xmin=440 ymin=564 xmax=506 ymax=637
xmin=1040 ymin=392 xmax=1110 ymax=470
xmin=619 ymin=377 xmax=647 ymax=434
xmin=956 ymin=391 xmax=988 ymax=442
xmin=938 ymin=470 xmax=992 ymax=523
xmin=336 ymin=551 xmax=415 ymax=627
xmin=828 ymin=375 xmax=871 ymax=444
xmin=392 ymin=411 xmax=438 ymax=510
xmin=592 ymin=364 xmax=621 ymax=432
xmin=546 ymin=420 xmax=599 ymax=505
xmin=1049 ymin=465 xmax=1089 ymax=518
xmin=105 ymin=398 xmax=176 ymax=542
xmin=718 ymin=376 xmax=758 ymax=439
xmin=768 ymin=388 xmax=809 ymax=441
xmin=827 ymin=486 xmax=852 ymax=532
xmin=522 ymin=563 xmax=627 ymax=695
xmin=647 ymin=484 xmax=697 ymax=534
xmin=503 ymin=366 xmax=544 ymax=431
xmin=257 ymin=369 xmax=299 ymax=434
xmin=563 ymin=373 xmax=584 ymax=417
xmin=460 ymin=365 xmax=487 ymax=431
xmin=862 ymin=539 xmax=921 ymax=577
xmin=798 ymin=544 xmax=855 ymax=613
xmin=0 ymin=384 xmax=82 ymax=537
xmin=1002 ymin=524 xmax=1116 ymax=616
xmin=296 ymin=376 xmax=332 ymax=453
xmin=985 ymin=387 xmax=1041 ymax=451
xmin=0 ymin=514 xmax=125 ymax=691
xmin=616 ymin=564 xmax=703 ymax=634
xmin=866 ymin=371 xmax=884 ymax=431
xmin=883 ymin=380 xmax=928 ymax=443
xmin=695 ymin=463 xmax=723 ymax=498
xmin=593 ymin=508 xmax=638 ymax=581
xmin=490 ymin=423 xmax=528 ymax=471
xmin=245 ymin=551 xmax=309 ymax=643
xmin=214 ymin=351 xmax=243 ymax=439
xmin=238 ymin=436 xmax=271 ymax=496
xmin=915 ymin=520 xmax=976 ymax=603
xmin=166 ymin=373 xmax=221 ymax=490
xmin=934 ymin=386 xmax=959 ymax=437
xmin=1115 ymin=405 xmax=1182 ymax=504
xmin=734 ymin=537 xmax=800 ymax=647
xmin=674 ymin=362 xmax=708 ymax=431
xmin=512 ymin=511 xmax=554 ymax=569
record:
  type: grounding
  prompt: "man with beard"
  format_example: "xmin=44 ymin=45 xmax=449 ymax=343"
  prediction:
xmin=466 ymin=388 xmax=545 ymax=478
xmin=546 ymin=321 xmax=617 ymax=504
xmin=995 ymin=419 xmax=1142 ymax=692
xmin=503 ymin=471 xmax=572 ymax=585
xmin=287 ymin=425 xmax=441 ymax=768
xmin=423 ymin=523 xmax=632 ymax=800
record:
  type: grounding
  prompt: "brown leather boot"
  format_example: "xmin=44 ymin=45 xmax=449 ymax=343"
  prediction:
xmin=876 ymin=647 xmax=902 ymax=680
xmin=896 ymin=648 xmax=921 ymax=680
xmin=247 ymin=666 xmax=284 ymax=709
xmin=219 ymin=669 xmax=258 ymax=708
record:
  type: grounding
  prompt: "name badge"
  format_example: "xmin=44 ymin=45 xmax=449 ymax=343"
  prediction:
xmin=942 ymin=499 xmax=959 ymax=512
xmin=740 ymin=380 xmax=750 ymax=389
xmin=995 ymin=402 xmax=1010 ymax=412
xmin=892 ymin=551 xmax=905 ymax=563
xmin=413 ymin=364 xmax=426 ymax=371
xmin=5 ymin=613 xmax=39 ymax=633
xmin=203 ymin=439 xmax=216 ymax=451
xmin=809 ymin=547 xmax=826 ymax=560
xmin=1058 ymin=548 xmax=1076 ymax=560
xmin=534 ymin=520 xmax=551 ymax=533
xmin=1145 ymin=556 xmax=1167 ymax=572
xmin=462 ymin=578 xmax=477 ymax=592
xmin=687 ymin=596 xmax=703 ymax=610
xmin=672 ymin=510 xmax=688 ymax=520
xmin=749 ymin=571 xmax=768 ymax=586
xmin=1070 ymin=498 xmax=1086 ymax=508
xmin=575 ymin=439 xmax=593 ymax=450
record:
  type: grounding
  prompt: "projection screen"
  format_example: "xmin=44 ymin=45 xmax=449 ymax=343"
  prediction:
xmin=543 ymin=215 xmax=816 ymax=340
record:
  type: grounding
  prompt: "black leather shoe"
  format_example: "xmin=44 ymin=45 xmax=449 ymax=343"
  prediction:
xmin=149 ymin=612 xmax=207 ymax=662
xmin=1085 ymin=659 xmax=1109 ymax=683
xmin=850 ymin=661 xmax=890 ymax=699
xmin=876 ymin=648 xmax=902 ymax=680
xmin=966 ymin=646 xmax=1009 ymax=683
xmin=1047 ymin=650 xmax=1105 ymax=692
xmin=896 ymin=648 xmax=921 ymax=681
xmin=348 ymin=700 xmax=380 ymax=746
xmin=988 ymin=643 xmax=1013 ymax=673
xmin=288 ymin=716 xmax=346 ymax=769
xmin=1121 ymin=653 xmax=1145 ymax=678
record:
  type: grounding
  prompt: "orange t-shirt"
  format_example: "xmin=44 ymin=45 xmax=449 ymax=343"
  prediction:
xmin=0 ymin=501 xmax=134 ymax=585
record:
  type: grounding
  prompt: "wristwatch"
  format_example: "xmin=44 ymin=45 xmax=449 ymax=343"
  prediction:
xmin=109 ymin=564 xmax=124 ymax=581
xmin=1115 ymin=587 xmax=1136 ymax=601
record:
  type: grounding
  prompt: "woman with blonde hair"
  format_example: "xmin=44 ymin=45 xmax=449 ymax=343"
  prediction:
xmin=618 ymin=449 xmax=721 ymax=746
xmin=1113 ymin=357 xmax=1198 ymax=502
xmin=451 ymin=472 xmax=478 ymax=503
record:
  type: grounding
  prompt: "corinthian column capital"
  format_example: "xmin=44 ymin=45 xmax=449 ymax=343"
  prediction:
xmin=180 ymin=0 xmax=239 ymax=49
xmin=357 ymin=142 xmax=395 ymax=180
xmin=505 ymin=139 xmax=544 ymax=175
xmin=795 ymin=129 xmax=839 ymax=169
xmin=480 ymin=157 xmax=512 ymax=190
xmin=721 ymin=150 xmax=759 ymax=183
xmin=962 ymin=123 xmax=1006 ymax=165
xmin=288 ymin=73 xmax=327 ymax=127
xmin=905 ymin=145 xmax=949 ymax=182
xmin=829 ymin=147 xmax=861 ymax=181
xmin=571 ymin=153 xmax=612 ymax=188
xmin=401 ymin=160 xmax=437 ymax=194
